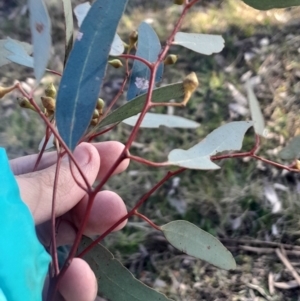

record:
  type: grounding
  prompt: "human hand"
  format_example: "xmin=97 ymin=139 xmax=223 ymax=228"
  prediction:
xmin=10 ymin=142 xmax=129 ymax=301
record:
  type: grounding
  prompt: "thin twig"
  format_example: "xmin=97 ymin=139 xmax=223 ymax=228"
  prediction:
xmin=275 ymin=248 xmax=300 ymax=286
xmin=220 ymin=238 xmax=300 ymax=251
xmin=273 ymin=280 xmax=299 ymax=289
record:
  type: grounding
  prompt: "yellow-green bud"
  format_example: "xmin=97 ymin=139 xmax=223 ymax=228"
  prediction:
xmin=92 ymin=109 xmax=100 ymax=119
xmin=0 ymin=85 xmax=15 ymax=99
xmin=41 ymin=96 xmax=56 ymax=112
xmin=182 ymin=72 xmax=199 ymax=105
xmin=44 ymin=83 xmax=57 ymax=98
xmin=90 ymin=118 xmax=98 ymax=126
xmin=164 ymin=54 xmax=178 ymax=65
xmin=129 ymin=30 xmax=138 ymax=48
xmin=174 ymin=0 xmax=184 ymax=4
xmin=96 ymin=98 xmax=105 ymax=115
xmin=18 ymin=97 xmax=36 ymax=111
xmin=108 ymin=59 xmax=123 ymax=68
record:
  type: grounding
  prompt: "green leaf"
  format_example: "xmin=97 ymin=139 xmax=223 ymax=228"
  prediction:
xmin=242 ymin=0 xmax=300 ymax=10
xmin=161 ymin=221 xmax=236 ymax=270
xmin=80 ymin=236 xmax=174 ymax=301
xmin=73 ymin=2 xmax=124 ymax=56
xmin=122 ymin=112 xmax=200 ymax=128
xmin=4 ymin=38 xmax=33 ymax=68
xmin=246 ymin=81 xmax=265 ymax=137
xmin=0 ymin=148 xmax=51 ymax=300
xmin=0 ymin=37 xmax=33 ymax=67
xmin=173 ymin=32 xmax=224 ymax=55
xmin=62 ymin=0 xmax=74 ymax=65
xmin=96 ymin=82 xmax=184 ymax=129
xmin=56 ymin=0 xmax=128 ymax=151
xmin=127 ymin=22 xmax=164 ymax=101
xmin=279 ymin=135 xmax=300 ymax=160
xmin=28 ymin=0 xmax=52 ymax=83
xmin=168 ymin=121 xmax=253 ymax=170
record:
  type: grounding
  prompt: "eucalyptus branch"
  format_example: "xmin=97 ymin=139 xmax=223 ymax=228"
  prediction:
xmin=15 ymin=83 xmax=92 ymax=192
xmin=78 ymin=167 xmax=185 ymax=258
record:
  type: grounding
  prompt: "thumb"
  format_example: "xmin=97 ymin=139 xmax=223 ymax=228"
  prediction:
xmin=16 ymin=143 xmax=100 ymax=224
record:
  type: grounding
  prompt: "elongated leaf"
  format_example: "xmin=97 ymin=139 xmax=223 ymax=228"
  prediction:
xmin=56 ymin=0 xmax=128 ymax=151
xmin=127 ymin=22 xmax=164 ymax=101
xmin=74 ymin=2 xmax=124 ymax=56
xmin=168 ymin=121 xmax=253 ymax=170
xmin=28 ymin=0 xmax=52 ymax=83
xmin=279 ymin=135 xmax=300 ymax=160
xmin=96 ymin=82 xmax=184 ymax=129
xmin=173 ymin=32 xmax=224 ymax=55
xmin=4 ymin=38 xmax=33 ymax=68
xmin=0 ymin=148 xmax=51 ymax=300
xmin=62 ymin=0 xmax=74 ymax=65
xmin=80 ymin=236 xmax=173 ymax=301
xmin=161 ymin=221 xmax=236 ymax=270
xmin=0 ymin=38 xmax=32 ymax=67
xmin=246 ymin=81 xmax=265 ymax=137
xmin=242 ymin=0 xmax=300 ymax=10
xmin=122 ymin=112 xmax=200 ymax=128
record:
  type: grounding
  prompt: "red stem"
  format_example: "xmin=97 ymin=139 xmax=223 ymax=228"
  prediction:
xmin=119 ymin=54 xmax=153 ymax=69
xmin=15 ymin=83 xmax=92 ymax=192
xmin=134 ymin=211 xmax=161 ymax=231
xmin=128 ymin=154 xmax=169 ymax=167
xmin=33 ymin=125 xmax=51 ymax=172
xmin=87 ymin=123 xmax=118 ymax=142
xmin=50 ymin=151 xmax=62 ymax=276
xmin=78 ymin=168 xmax=185 ymax=258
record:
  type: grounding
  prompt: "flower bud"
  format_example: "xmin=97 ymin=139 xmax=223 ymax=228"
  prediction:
xmin=164 ymin=54 xmax=178 ymax=65
xmin=108 ymin=59 xmax=123 ymax=68
xmin=0 ymin=85 xmax=15 ymax=99
xmin=182 ymin=72 xmax=199 ymax=105
xmin=18 ymin=97 xmax=36 ymax=112
xmin=174 ymin=0 xmax=184 ymax=4
xmin=92 ymin=109 xmax=100 ymax=119
xmin=90 ymin=118 xmax=98 ymax=126
xmin=44 ymin=83 xmax=57 ymax=98
xmin=96 ymin=98 xmax=105 ymax=115
xmin=129 ymin=30 xmax=138 ymax=48
xmin=41 ymin=96 xmax=56 ymax=112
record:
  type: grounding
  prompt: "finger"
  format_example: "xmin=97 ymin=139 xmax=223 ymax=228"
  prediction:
xmin=10 ymin=141 xmax=129 ymax=178
xmin=10 ymin=151 xmax=57 ymax=175
xmin=92 ymin=141 xmax=130 ymax=180
xmin=38 ymin=190 xmax=127 ymax=246
xmin=71 ymin=191 xmax=128 ymax=236
xmin=16 ymin=143 xmax=100 ymax=224
xmin=58 ymin=258 xmax=97 ymax=301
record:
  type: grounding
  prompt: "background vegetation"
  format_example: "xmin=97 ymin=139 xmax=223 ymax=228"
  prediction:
xmin=1 ymin=0 xmax=300 ymax=299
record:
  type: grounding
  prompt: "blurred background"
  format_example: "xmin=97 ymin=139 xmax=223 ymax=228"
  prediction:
xmin=1 ymin=1 xmax=300 ymax=300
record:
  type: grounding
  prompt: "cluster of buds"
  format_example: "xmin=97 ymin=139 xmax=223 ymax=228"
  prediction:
xmin=41 ymin=83 xmax=56 ymax=117
xmin=90 ymin=98 xmax=105 ymax=126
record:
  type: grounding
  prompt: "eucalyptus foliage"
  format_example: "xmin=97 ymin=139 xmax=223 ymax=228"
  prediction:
xmin=1 ymin=0 xmax=299 ymax=300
